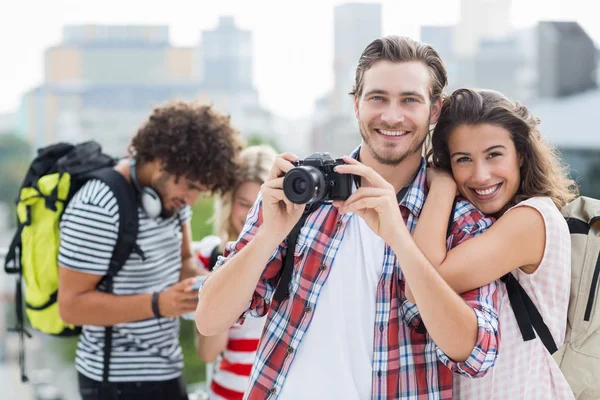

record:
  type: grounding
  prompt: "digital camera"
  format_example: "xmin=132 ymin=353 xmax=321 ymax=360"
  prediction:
xmin=283 ymin=152 xmax=353 ymax=205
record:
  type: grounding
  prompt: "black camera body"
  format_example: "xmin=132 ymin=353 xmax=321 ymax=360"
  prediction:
xmin=283 ymin=152 xmax=353 ymax=205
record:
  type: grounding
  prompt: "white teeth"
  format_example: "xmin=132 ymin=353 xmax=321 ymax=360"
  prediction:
xmin=379 ymin=129 xmax=407 ymax=136
xmin=474 ymin=185 xmax=500 ymax=196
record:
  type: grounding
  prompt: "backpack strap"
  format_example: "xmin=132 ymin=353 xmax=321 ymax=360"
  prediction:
xmin=86 ymin=167 xmax=140 ymax=383
xmin=501 ymin=273 xmax=558 ymax=354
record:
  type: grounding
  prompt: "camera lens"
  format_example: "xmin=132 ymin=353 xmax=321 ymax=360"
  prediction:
xmin=292 ymin=178 xmax=308 ymax=195
xmin=283 ymin=166 xmax=327 ymax=204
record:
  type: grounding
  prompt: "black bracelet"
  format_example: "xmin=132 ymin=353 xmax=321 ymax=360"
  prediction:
xmin=151 ymin=292 xmax=162 ymax=318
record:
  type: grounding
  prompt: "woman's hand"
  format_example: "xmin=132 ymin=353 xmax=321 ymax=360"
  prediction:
xmin=426 ymin=166 xmax=458 ymax=196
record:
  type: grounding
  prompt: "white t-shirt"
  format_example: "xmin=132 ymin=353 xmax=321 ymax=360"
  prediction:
xmin=278 ymin=213 xmax=385 ymax=399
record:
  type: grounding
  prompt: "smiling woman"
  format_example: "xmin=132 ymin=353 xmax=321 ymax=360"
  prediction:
xmin=411 ymin=88 xmax=578 ymax=399
xmin=193 ymin=144 xmax=277 ymax=400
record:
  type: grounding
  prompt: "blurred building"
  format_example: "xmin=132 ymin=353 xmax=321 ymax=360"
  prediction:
xmin=195 ymin=17 xmax=276 ymax=145
xmin=424 ymin=19 xmax=597 ymax=104
xmin=200 ymin=16 xmax=253 ymax=92
xmin=453 ymin=0 xmax=513 ymax=88
xmin=330 ymin=2 xmax=382 ymax=118
xmin=474 ymin=37 xmax=523 ymax=100
xmin=21 ymin=25 xmax=199 ymax=155
xmin=0 ymin=113 xmax=16 ymax=135
xmin=310 ymin=2 xmax=381 ymax=155
xmin=530 ymin=89 xmax=600 ymax=198
xmin=420 ymin=26 xmax=457 ymax=86
xmin=537 ymin=21 xmax=597 ymax=98
xmin=310 ymin=116 xmax=359 ymax=158
xmin=21 ymin=22 xmax=279 ymax=156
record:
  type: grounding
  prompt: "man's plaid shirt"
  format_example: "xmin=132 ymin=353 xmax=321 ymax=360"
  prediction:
xmin=208 ymin=154 xmax=500 ymax=399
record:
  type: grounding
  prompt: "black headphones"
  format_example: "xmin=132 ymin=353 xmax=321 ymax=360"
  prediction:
xmin=129 ymin=158 xmax=163 ymax=219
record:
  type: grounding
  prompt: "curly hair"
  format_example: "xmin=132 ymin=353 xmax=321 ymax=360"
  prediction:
xmin=128 ymin=101 xmax=244 ymax=194
xmin=430 ymin=88 xmax=577 ymax=210
xmin=212 ymin=145 xmax=276 ymax=251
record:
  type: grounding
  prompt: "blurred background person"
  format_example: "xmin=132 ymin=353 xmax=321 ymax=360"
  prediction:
xmin=194 ymin=145 xmax=276 ymax=400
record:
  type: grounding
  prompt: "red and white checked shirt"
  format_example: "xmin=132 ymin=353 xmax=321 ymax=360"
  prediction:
xmin=207 ymin=154 xmax=500 ymax=399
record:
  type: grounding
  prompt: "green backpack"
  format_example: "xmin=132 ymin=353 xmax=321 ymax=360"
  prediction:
xmin=3 ymin=141 xmax=140 ymax=382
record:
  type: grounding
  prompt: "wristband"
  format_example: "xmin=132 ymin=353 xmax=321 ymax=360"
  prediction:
xmin=151 ymin=292 xmax=163 ymax=318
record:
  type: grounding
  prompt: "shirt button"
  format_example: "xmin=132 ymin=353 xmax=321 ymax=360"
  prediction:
xmin=336 ymin=220 xmax=342 ymax=227
xmin=287 ymin=346 xmax=294 ymax=354
xmin=377 ymin=370 xmax=382 ymax=377
xmin=270 ymin=387 xmax=277 ymax=394
xmin=306 ymin=306 xmax=313 ymax=313
xmin=379 ymin=323 xmax=384 ymax=332
xmin=319 ymin=264 xmax=327 ymax=271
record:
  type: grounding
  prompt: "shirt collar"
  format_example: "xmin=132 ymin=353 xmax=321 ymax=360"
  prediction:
xmin=349 ymin=145 xmax=427 ymax=218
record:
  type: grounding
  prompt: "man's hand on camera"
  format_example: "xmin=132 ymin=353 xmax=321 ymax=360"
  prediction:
xmin=333 ymin=156 xmax=406 ymax=246
xmin=259 ymin=152 xmax=306 ymax=243
xmin=157 ymin=277 xmax=199 ymax=318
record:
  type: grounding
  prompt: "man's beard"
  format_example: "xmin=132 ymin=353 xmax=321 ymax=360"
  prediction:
xmin=359 ymin=117 xmax=430 ymax=166
xmin=154 ymin=172 xmax=176 ymax=218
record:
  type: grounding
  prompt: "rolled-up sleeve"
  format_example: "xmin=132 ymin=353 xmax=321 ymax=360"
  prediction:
xmin=436 ymin=202 xmax=500 ymax=377
xmin=436 ymin=282 xmax=500 ymax=377
xmin=198 ymin=193 xmax=287 ymax=324
xmin=404 ymin=198 xmax=501 ymax=376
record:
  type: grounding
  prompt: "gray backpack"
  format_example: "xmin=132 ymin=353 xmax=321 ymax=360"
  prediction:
xmin=504 ymin=196 xmax=600 ymax=399
xmin=555 ymin=196 xmax=600 ymax=399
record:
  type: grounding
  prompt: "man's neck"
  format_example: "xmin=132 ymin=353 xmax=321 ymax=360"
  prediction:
xmin=114 ymin=158 xmax=155 ymax=188
xmin=358 ymin=146 xmax=422 ymax=193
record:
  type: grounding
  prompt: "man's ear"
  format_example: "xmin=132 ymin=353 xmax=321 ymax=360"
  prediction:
xmin=354 ymin=94 xmax=360 ymax=119
xmin=429 ymin=97 xmax=443 ymax=125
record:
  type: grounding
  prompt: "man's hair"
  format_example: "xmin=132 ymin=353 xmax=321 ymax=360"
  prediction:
xmin=430 ymin=88 xmax=577 ymax=209
xmin=128 ymin=101 xmax=244 ymax=194
xmin=349 ymin=35 xmax=448 ymax=101
xmin=213 ymin=145 xmax=277 ymax=250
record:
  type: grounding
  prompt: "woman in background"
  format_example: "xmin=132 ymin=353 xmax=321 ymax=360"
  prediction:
xmin=194 ymin=144 xmax=277 ymax=400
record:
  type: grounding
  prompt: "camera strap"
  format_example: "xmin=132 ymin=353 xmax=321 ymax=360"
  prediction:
xmin=273 ymin=205 xmax=318 ymax=305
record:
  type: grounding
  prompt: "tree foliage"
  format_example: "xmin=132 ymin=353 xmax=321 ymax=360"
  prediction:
xmin=0 ymin=134 xmax=32 ymax=227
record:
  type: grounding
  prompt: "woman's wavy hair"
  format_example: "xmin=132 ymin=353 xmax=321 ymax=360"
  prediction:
xmin=129 ymin=101 xmax=244 ymax=194
xmin=212 ymin=145 xmax=277 ymax=250
xmin=430 ymin=88 xmax=577 ymax=210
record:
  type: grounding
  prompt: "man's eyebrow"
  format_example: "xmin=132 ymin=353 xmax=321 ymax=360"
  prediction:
xmin=187 ymin=181 xmax=204 ymax=191
xmin=363 ymin=89 xmax=389 ymax=97
xmin=363 ymin=89 xmax=425 ymax=101
xmin=400 ymin=91 xmax=426 ymax=101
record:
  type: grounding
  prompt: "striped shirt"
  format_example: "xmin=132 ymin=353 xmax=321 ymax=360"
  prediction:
xmin=58 ymin=179 xmax=191 ymax=382
xmin=196 ymin=236 xmax=267 ymax=399
xmin=210 ymin=316 xmax=267 ymax=400
xmin=206 ymin=150 xmax=501 ymax=399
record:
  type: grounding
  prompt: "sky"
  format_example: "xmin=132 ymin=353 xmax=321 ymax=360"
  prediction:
xmin=0 ymin=0 xmax=597 ymax=120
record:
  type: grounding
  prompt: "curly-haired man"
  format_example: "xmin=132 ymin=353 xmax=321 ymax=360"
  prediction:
xmin=57 ymin=102 xmax=243 ymax=400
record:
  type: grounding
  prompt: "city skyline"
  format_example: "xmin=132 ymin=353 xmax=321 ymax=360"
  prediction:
xmin=1 ymin=0 xmax=598 ymax=120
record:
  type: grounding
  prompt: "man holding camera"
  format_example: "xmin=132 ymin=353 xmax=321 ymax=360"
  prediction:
xmin=196 ymin=36 xmax=500 ymax=399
